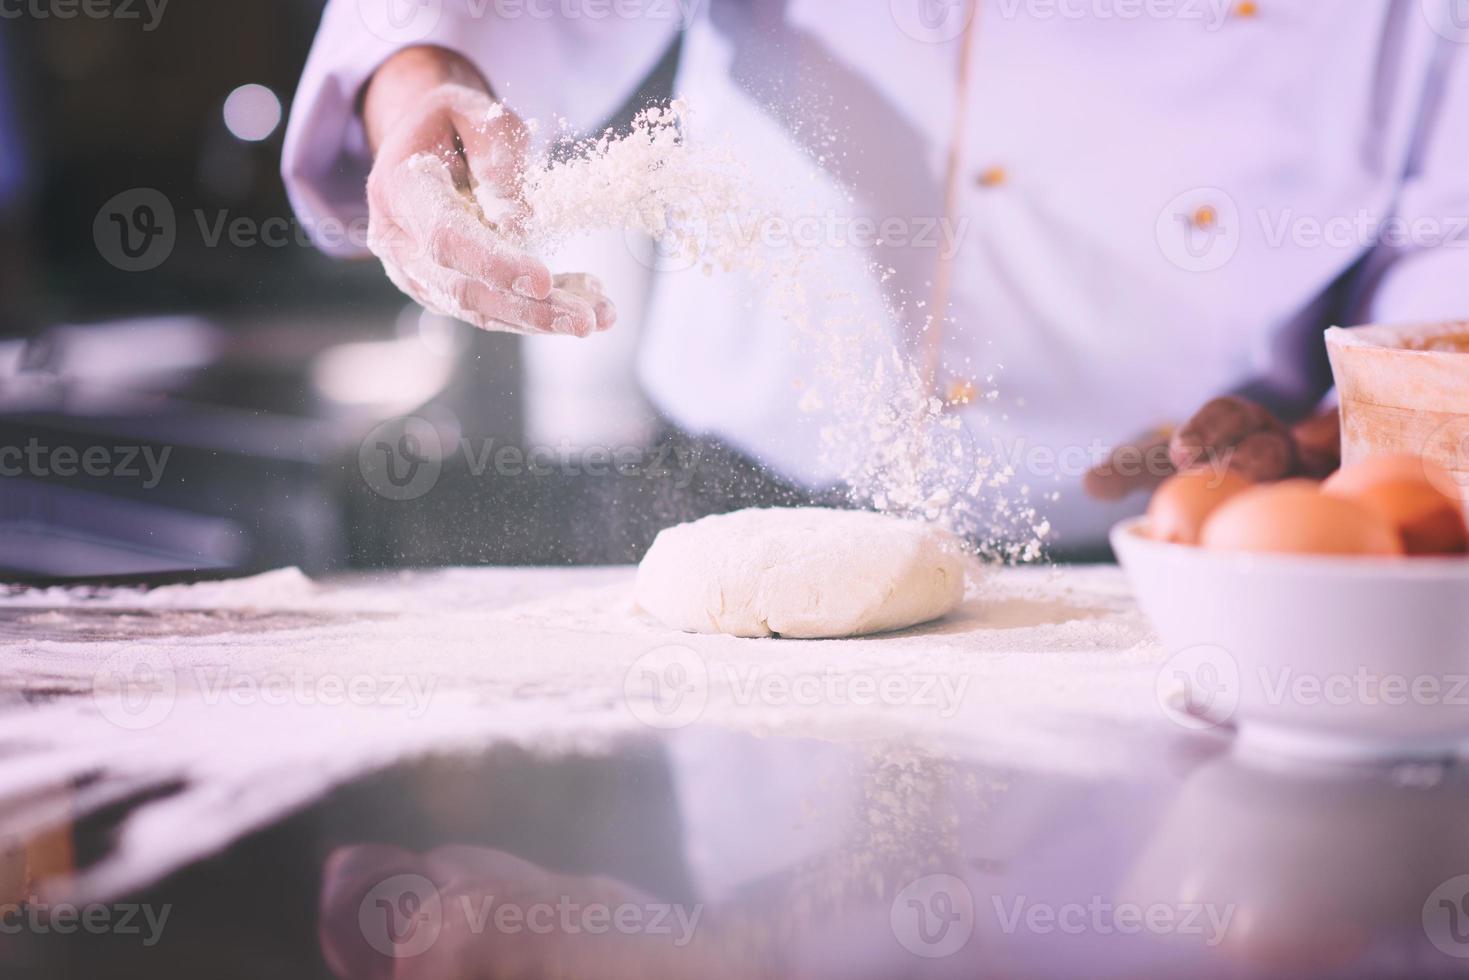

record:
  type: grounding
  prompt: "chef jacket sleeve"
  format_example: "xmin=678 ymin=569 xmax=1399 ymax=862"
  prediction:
xmin=1362 ymin=39 xmax=1469 ymax=323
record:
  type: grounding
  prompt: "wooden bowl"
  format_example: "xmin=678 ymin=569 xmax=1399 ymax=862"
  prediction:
xmin=1325 ymin=322 xmax=1469 ymax=504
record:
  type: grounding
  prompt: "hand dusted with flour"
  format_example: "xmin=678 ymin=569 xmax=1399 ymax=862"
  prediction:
xmin=364 ymin=82 xmax=615 ymax=336
xmin=635 ymin=508 xmax=968 ymax=638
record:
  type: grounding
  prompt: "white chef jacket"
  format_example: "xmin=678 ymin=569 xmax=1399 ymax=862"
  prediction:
xmin=282 ymin=0 xmax=1469 ymax=548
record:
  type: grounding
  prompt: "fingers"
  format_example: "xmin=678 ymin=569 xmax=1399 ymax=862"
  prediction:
xmin=1084 ymin=429 xmax=1175 ymax=501
xmin=1170 ymin=395 xmax=1296 ymax=481
xmin=1227 ymin=429 xmax=1297 ymax=483
xmin=426 ymin=223 xmax=552 ymax=299
xmin=555 ymin=272 xmax=618 ymax=331
xmin=370 ymin=158 xmax=565 ymax=334
xmin=1089 ymin=397 xmax=1319 ymax=502
xmin=378 ymin=222 xmax=612 ymax=336
xmin=365 ymin=94 xmax=620 ymax=338
xmin=388 ymin=157 xmax=549 ymax=291
xmin=454 ymin=96 xmax=534 ymax=240
xmin=432 ymin=271 xmax=601 ymax=336
xmin=1292 ymin=407 xmax=1342 ymax=479
xmin=455 ymin=99 xmax=530 ymax=189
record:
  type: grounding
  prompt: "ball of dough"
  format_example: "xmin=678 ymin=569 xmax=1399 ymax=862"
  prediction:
xmin=635 ymin=507 xmax=968 ymax=638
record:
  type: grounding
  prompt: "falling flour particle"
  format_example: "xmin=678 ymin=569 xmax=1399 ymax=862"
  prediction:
xmin=446 ymin=100 xmax=1050 ymax=559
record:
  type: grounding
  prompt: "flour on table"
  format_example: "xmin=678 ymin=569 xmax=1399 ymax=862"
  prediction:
xmin=0 ymin=566 xmax=1164 ymax=901
xmin=635 ymin=508 xmax=969 ymax=639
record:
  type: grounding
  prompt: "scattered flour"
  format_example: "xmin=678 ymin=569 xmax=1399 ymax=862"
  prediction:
xmin=438 ymin=100 xmax=1052 ymax=561
xmin=0 ymin=566 xmax=1164 ymax=901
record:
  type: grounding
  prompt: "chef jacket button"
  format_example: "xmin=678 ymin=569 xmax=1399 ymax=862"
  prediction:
xmin=1191 ymin=204 xmax=1219 ymax=229
xmin=1233 ymin=1 xmax=1258 ymax=17
xmin=945 ymin=378 xmax=977 ymax=405
xmin=976 ymin=166 xmax=1007 ymax=188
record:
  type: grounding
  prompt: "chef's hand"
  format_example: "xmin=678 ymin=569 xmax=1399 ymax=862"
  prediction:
xmin=1085 ymin=398 xmax=1342 ymax=500
xmin=362 ymin=46 xmax=615 ymax=337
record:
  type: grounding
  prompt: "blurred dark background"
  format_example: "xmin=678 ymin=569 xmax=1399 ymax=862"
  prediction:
xmin=0 ymin=3 xmax=554 ymax=579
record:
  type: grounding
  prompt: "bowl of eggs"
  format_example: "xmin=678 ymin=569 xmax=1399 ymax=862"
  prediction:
xmin=1112 ymin=453 xmax=1469 ymax=760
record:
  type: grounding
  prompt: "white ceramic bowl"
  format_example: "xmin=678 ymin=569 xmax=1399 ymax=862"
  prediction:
xmin=1111 ymin=517 xmax=1469 ymax=760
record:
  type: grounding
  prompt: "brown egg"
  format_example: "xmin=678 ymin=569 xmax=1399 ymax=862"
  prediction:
xmin=1326 ymin=480 xmax=1469 ymax=555
xmin=1146 ymin=468 xmax=1254 ymax=544
xmin=1322 ymin=452 xmax=1456 ymax=499
xmin=1201 ymin=480 xmax=1404 ymax=556
xmin=1323 ymin=454 xmax=1468 ymax=555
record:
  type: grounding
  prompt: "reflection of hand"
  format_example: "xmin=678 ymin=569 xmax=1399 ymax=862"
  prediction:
xmin=363 ymin=60 xmax=615 ymax=337
xmin=318 ymin=844 xmax=725 ymax=980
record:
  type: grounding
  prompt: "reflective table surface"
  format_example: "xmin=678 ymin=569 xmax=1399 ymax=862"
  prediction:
xmin=2 ymin=726 xmax=1468 ymax=978
xmin=1 ymin=565 xmax=1467 ymax=978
